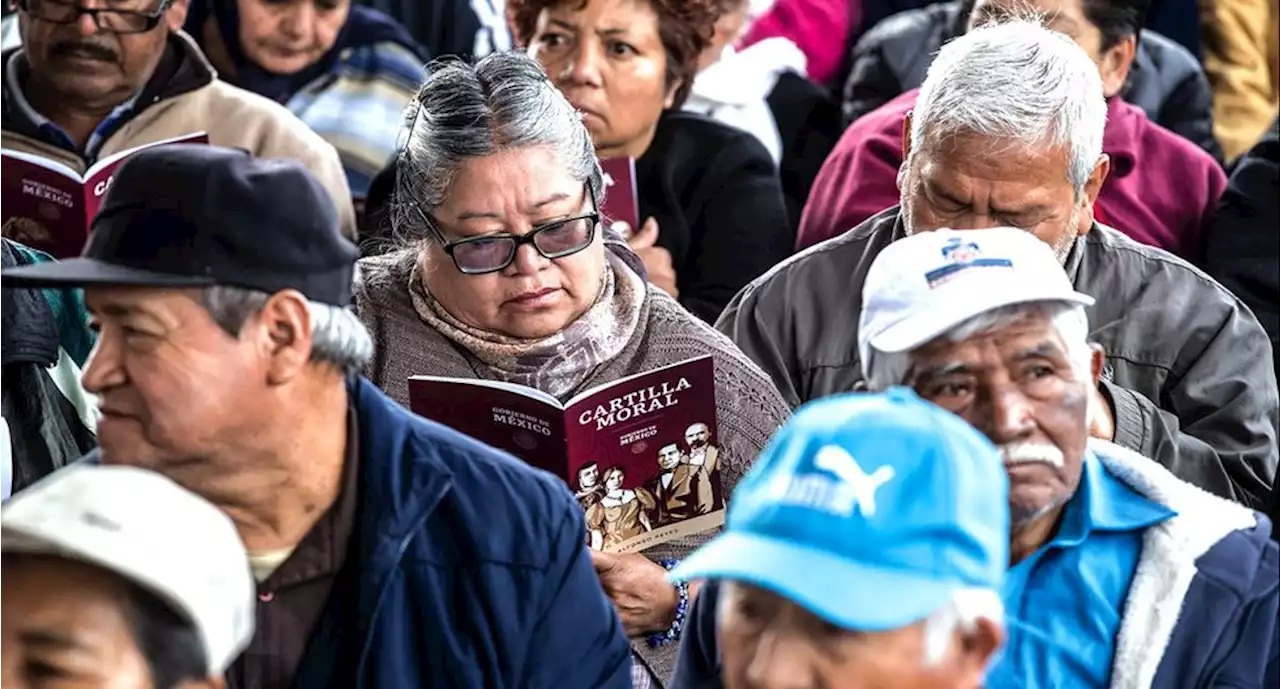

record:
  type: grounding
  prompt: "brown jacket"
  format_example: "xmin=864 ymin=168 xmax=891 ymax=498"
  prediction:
xmin=1201 ymin=0 xmax=1280 ymax=161
xmin=1 ymin=33 xmax=356 ymax=238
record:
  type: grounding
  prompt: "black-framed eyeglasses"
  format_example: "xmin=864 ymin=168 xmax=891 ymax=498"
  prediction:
xmin=413 ymin=184 xmax=600 ymax=275
xmin=18 ymin=0 xmax=174 ymax=35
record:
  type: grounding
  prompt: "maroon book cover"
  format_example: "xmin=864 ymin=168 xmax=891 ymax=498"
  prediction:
xmin=1 ymin=132 xmax=209 ymax=258
xmin=598 ymin=156 xmax=640 ymax=238
xmin=409 ymin=356 xmax=723 ymax=552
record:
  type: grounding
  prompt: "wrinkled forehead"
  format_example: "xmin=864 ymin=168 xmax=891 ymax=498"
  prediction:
xmin=84 ymin=285 xmax=204 ymax=320
xmin=915 ymin=130 xmax=1074 ymax=192
xmin=2 ymin=553 xmax=137 ymax=625
xmin=909 ymin=315 xmax=1070 ymax=374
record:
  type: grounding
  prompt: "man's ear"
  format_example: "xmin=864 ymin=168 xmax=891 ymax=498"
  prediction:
xmin=164 ymin=0 xmax=191 ymax=31
xmin=1076 ymin=154 xmax=1110 ymax=235
xmin=255 ymin=290 xmax=314 ymax=386
xmin=956 ymin=617 xmax=1005 ymax=689
xmin=1098 ymin=35 xmax=1137 ymax=98
xmin=1089 ymin=343 xmax=1106 ymax=385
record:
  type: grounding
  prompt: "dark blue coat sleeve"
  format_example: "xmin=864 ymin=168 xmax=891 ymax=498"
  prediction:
xmin=524 ymin=495 xmax=633 ymax=688
xmin=670 ymin=579 xmax=724 ymax=689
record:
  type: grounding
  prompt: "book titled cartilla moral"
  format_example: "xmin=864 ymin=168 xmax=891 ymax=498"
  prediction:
xmin=1 ymin=132 xmax=209 ymax=258
xmin=409 ymin=356 xmax=725 ymax=553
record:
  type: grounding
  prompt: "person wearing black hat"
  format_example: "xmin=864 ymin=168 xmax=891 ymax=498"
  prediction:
xmin=0 ymin=143 xmax=634 ymax=689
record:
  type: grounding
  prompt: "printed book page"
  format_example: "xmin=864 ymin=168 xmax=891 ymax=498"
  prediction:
xmin=563 ymin=356 xmax=724 ymax=553
xmin=408 ymin=356 xmax=725 ymax=553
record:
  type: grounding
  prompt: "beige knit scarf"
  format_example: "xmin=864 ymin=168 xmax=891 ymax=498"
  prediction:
xmin=408 ymin=252 xmax=647 ymax=399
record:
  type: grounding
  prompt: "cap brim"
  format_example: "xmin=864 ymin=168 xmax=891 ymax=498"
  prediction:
xmin=1 ymin=258 xmax=215 ymax=289
xmin=870 ymin=290 xmax=1095 ymax=355
xmin=671 ymin=532 xmax=959 ymax=631
xmin=1 ymin=527 xmax=62 ymax=556
xmin=2 ymin=524 xmax=215 ymax=670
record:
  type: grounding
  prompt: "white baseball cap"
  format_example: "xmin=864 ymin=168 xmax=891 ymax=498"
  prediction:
xmin=1 ymin=464 xmax=255 ymax=676
xmin=858 ymin=228 xmax=1094 ymax=372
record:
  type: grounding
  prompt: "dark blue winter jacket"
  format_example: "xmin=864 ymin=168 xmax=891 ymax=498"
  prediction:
xmin=287 ymin=377 xmax=633 ymax=688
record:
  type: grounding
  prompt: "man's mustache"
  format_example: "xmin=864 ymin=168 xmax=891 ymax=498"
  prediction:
xmin=1000 ymin=442 xmax=1065 ymax=468
xmin=52 ymin=41 xmax=118 ymax=62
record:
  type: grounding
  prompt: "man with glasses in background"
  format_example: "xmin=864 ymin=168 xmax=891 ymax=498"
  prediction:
xmin=1 ymin=0 xmax=357 ymax=243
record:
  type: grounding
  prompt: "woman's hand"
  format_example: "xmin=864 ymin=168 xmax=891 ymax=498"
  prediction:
xmin=590 ymin=550 xmax=679 ymax=637
xmin=627 ymin=217 xmax=679 ymax=299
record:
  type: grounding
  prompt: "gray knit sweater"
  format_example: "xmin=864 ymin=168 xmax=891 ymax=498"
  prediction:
xmin=354 ymin=250 xmax=791 ymax=682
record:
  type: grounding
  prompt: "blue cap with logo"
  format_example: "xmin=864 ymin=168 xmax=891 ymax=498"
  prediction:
xmin=671 ymin=388 xmax=1010 ymax=631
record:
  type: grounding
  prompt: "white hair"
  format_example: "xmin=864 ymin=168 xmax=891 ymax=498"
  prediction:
xmin=717 ymin=582 xmax=1003 ymax=668
xmin=910 ymin=19 xmax=1107 ymax=196
xmin=922 ymin=587 xmax=1005 ymax=666
xmin=199 ymin=285 xmax=373 ymax=376
xmin=863 ymin=301 xmax=1092 ymax=393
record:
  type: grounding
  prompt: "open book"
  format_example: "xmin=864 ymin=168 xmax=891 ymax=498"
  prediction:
xmin=1 ymin=132 xmax=210 ymax=258
xmin=599 ymin=156 xmax=640 ymax=239
xmin=409 ymin=356 xmax=724 ymax=553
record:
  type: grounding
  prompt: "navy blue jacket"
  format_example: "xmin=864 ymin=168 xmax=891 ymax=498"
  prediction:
xmin=670 ymin=442 xmax=1279 ymax=689
xmin=288 ymin=378 xmax=633 ymax=688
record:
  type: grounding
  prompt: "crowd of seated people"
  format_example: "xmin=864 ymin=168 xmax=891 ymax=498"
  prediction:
xmin=2 ymin=1 xmax=1277 ymax=688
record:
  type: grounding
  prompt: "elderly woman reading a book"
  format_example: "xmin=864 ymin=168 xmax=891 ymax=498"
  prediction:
xmin=353 ymin=51 xmax=789 ymax=685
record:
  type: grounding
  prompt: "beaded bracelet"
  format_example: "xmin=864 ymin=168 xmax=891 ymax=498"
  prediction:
xmin=647 ymin=558 xmax=690 ymax=648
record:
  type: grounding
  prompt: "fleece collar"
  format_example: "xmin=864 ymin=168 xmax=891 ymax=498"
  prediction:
xmin=1088 ymin=439 xmax=1258 ymax=689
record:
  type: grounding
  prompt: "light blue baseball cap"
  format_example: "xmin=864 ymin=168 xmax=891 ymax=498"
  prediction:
xmin=671 ymin=388 xmax=1010 ymax=631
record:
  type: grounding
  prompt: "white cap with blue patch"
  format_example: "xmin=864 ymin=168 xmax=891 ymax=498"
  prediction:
xmin=858 ymin=228 xmax=1095 ymax=374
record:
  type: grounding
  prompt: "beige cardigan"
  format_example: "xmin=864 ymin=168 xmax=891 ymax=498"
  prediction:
xmin=354 ymin=249 xmax=792 ymax=681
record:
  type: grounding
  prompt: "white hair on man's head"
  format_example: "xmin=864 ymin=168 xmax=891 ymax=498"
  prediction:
xmin=909 ymin=19 xmax=1107 ymax=197
xmin=922 ymin=587 xmax=1005 ymax=666
xmin=199 ymin=285 xmax=373 ymax=376
xmin=716 ymin=582 xmax=1003 ymax=668
xmin=863 ymin=301 xmax=1093 ymax=393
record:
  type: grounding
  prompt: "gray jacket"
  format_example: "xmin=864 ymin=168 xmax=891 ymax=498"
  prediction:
xmin=716 ymin=208 xmax=1278 ymax=507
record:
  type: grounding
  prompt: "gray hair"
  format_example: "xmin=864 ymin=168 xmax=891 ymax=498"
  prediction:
xmin=910 ymin=19 xmax=1107 ymax=196
xmin=863 ymin=301 xmax=1093 ymax=393
xmin=717 ymin=581 xmax=1003 ymax=667
xmin=392 ymin=52 xmax=603 ymax=246
xmin=198 ymin=285 xmax=373 ymax=376
xmin=922 ymin=587 xmax=1005 ymax=666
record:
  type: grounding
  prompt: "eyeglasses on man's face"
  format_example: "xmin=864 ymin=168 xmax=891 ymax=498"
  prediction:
xmin=19 ymin=0 xmax=173 ymax=35
xmin=416 ymin=184 xmax=600 ymax=276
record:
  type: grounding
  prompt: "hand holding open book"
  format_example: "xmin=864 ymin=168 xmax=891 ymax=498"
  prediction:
xmin=1 ymin=132 xmax=209 ymax=257
xmin=409 ymin=356 xmax=725 ymax=553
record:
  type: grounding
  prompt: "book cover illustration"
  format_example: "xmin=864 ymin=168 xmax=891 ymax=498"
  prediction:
xmin=408 ymin=356 xmax=724 ymax=553
xmin=1 ymin=132 xmax=210 ymax=258
xmin=598 ymin=156 xmax=640 ymax=239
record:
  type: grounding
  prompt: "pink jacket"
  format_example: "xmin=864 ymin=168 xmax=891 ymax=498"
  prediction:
xmin=740 ymin=0 xmax=855 ymax=85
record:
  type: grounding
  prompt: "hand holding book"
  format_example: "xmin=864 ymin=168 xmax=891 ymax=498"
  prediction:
xmin=626 ymin=217 xmax=679 ymax=299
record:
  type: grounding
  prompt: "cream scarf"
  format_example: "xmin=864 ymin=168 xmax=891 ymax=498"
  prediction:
xmin=408 ymin=253 xmax=647 ymax=399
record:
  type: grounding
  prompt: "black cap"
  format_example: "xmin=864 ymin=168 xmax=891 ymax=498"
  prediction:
xmin=1 ymin=144 xmax=359 ymax=306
